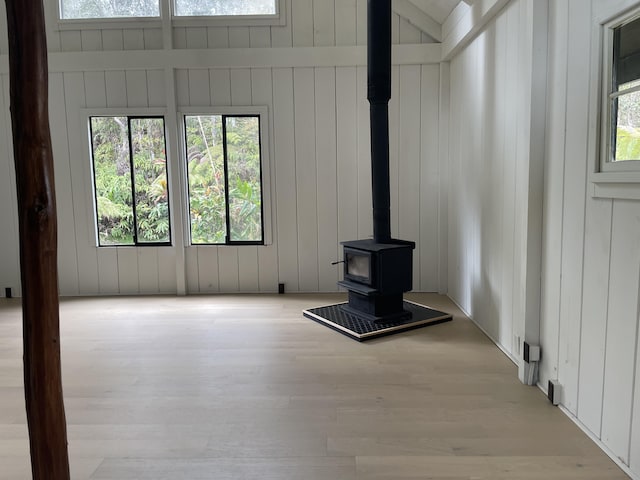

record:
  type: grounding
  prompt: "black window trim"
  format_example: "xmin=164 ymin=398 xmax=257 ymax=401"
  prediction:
xmin=184 ymin=113 xmax=265 ymax=247
xmin=89 ymin=114 xmax=173 ymax=247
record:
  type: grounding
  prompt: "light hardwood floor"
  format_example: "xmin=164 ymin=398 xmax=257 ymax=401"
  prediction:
xmin=0 ymin=293 xmax=629 ymax=479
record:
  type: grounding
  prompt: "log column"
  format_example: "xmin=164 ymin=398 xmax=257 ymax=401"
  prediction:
xmin=4 ymin=0 xmax=71 ymax=478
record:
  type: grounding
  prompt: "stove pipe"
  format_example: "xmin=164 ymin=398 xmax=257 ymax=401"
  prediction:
xmin=367 ymin=0 xmax=392 ymax=244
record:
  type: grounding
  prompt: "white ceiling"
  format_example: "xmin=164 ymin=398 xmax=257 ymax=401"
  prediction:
xmin=407 ymin=0 xmax=463 ymax=25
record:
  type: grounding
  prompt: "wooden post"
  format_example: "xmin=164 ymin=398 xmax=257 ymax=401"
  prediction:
xmin=4 ymin=0 xmax=71 ymax=478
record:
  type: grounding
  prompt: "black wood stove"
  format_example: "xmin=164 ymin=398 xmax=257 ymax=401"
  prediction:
xmin=303 ymin=0 xmax=451 ymax=340
xmin=337 ymin=0 xmax=414 ymax=324
xmin=338 ymin=239 xmax=415 ymax=323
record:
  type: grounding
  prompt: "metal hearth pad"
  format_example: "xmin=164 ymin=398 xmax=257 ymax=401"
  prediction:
xmin=303 ymin=301 xmax=452 ymax=341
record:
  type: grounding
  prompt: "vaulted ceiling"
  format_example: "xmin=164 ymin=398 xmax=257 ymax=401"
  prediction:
xmin=392 ymin=0 xmax=473 ymax=43
xmin=409 ymin=0 xmax=465 ymax=24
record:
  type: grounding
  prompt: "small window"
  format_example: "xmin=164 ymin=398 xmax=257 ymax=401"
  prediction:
xmin=174 ymin=0 xmax=276 ymax=17
xmin=60 ymin=0 xmax=160 ymax=19
xmin=184 ymin=115 xmax=264 ymax=245
xmin=90 ymin=116 xmax=171 ymax=246
xmin=602 ymin=11 xmax=640 ymax=170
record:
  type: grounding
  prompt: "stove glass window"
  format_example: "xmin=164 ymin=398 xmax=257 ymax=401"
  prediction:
xmin=347 ymin=253 xmax=370 ymax=280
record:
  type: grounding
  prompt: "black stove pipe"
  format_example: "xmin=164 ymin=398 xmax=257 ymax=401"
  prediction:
xmin=368 ymin=0 xmax=392 ymax=244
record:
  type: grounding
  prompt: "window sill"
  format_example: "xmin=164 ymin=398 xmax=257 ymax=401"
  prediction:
xmin=56 ymin=18 xmax=163 ymax=31
xmin=590 ymin=171 xmax=640 ymax=199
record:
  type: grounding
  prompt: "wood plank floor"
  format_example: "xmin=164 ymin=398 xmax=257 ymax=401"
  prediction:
xmin=0 ymin=293 xmax=629 ymax=479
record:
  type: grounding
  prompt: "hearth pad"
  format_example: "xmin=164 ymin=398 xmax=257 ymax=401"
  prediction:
xmin=303 ymin=301 xmax=452 ymax=341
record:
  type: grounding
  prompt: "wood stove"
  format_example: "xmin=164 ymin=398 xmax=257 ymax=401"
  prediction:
xmin=303 ymin=0 xmax=452 ymax=340
xmin=339 ymin=239 xmax=415 ymax=323
xmin=336 ymin=0 xmax=415 ymax=324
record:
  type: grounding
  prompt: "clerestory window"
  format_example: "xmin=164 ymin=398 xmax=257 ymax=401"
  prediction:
xmin=174 ymin=0 xmax=277 ymax=17
xmin=60 ymin=0 xmax=160 ymax=20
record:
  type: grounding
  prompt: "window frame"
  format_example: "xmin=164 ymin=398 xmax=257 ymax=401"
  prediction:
xmin=180 ymin=106 xmax=272 ymax=247
xmin=591 ymin=2 xmax=640 ymax=199
xmin=600 ymin=9 xmax=640 ymax=173
xmin=83 ymin=108 xmax=174 ymax=247
xmin=172 ymin=0 xmax=284 ymax=27
xmin=55 ymin=0 xmax=162 ymax=29
xmin=54 ymin=0 xmax=285 ymax=30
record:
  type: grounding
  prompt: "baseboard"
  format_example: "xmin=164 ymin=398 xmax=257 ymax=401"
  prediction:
xmin=535 ymin=385 xmax=638 ymax=480
xmin=446 ymin=296 xmax=519 ymax=365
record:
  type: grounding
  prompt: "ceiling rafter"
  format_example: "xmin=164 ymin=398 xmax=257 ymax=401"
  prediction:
xmin=392 ymin=0 xmax=443 ymax=43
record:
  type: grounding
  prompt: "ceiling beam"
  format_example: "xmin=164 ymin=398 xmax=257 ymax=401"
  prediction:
xmin=392 ymin=0 xmax=443 ymax=42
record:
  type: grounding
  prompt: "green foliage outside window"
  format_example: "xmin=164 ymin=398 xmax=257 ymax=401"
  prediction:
xmin=614 ymin=83 xmax=640 ymax=161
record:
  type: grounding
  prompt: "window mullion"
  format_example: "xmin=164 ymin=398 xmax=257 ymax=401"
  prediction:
xmin=609 ymin=83 xmax=640 ymax=99
xmin=222 ymin=115 xmax=232 ymax=245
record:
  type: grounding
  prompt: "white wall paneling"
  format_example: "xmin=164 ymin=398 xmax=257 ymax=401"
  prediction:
xmin=143 ymin=28 xmax=163 ymax=50
xmin=123 ymin=30 xmax=145 ymax=51
xmin=335 ymin=0 xmax=357 ymax=46
xmin=419 ymin=66 xmax=440 ymax=293
xmin=228 ymin=27 xmax=251 ymax=48
xmin=389 ymin=66 xmax=400 ymax=240
xmin=0 ymin=74 xmax=20 ymax=297
xmin=272 ymin=67 xmax=299 ymax=292
xmin=250 ymin=68 xmax=279 ymax=292
xmin=102 ymin=30 xmax=125 ymax=51
xmin=398 ymin=65 xmax=422 ymax=289
xmin=1 ymin=6 xmax=443 ymax=298
xmin=601 ymin=200 xmax=640 ymax=465
xmin=540 ymin=0 xmax=640 ymax=477
xmin=554 ymin=0 xmax=591 ymax=413
xmin=539 ymin=0 xmax=569 ymax=397
xmin=28 ymin=44 xmax=441 ymax=74
xmin=0 ymin=1 xmax=8 ymax=55
xmin=356 ymin=66 xmax=373 ymax=240
xmin=335 ymin=66 xmax=359 ymax=279
xmin=314 ymin=67 xmax=339 ymax=291
xmin=437 ymin=62 xmax=450 ymax=294
xmin=64 ymin=72 xmax=100 ymax=295
xmin=96 ymin=248 xmax=119 ymax=294
xmin=41 ymin=0 xmax=428 ymax=55
xmin=49 ymin=73 xmax=81 ymax=296
xmin=314 ymin=0 xmax=336 ymax=47
xmin=447 ymin=0 xmax=546 ymax=373
xmin=293 ymin=67 xmax=319 ymax=291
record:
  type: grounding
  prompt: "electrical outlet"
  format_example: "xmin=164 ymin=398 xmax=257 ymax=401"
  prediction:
xmin=524 ymin=342 xmax=541 ymax=363
xmin=515 ymin=336 xmax=521 ymax=355
xmin=548 ymin=380 xmax=560 ymax=405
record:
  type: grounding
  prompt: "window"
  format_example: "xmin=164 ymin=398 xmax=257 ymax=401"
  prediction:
xmin=60 ymin=0 xmax=160 ymax=19
xmin=601 ymin=10 xmax=640 ymax=171
xmin=174 ymin=0 xmax=276 ymax=17
xmin=90 ymin=116 xmax=171 ymax=246
xmin=184 ymin=114 xmax=264 ymax=245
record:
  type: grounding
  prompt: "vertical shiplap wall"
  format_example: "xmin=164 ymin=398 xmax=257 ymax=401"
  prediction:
xmin=46 ymin=1 xmax=428 ymax=53
xmin=0 ymin=62 xmax=442 ymax=296
xmin=540 ymin=0 xmax=640 ymax=476
xmin=450 ymin=0 xmax=640 ymax=475
xmin=0 ymin=74 xmax=21 ymax=297
xmin=447 ymin=0 xmax=527 ymax=356
xmin=0 ymin=1 xmax=7 ymax=55
xmin=176 ymin=64 xmax=442 ymax=294
xmin=47 ymin=69 xmax=178 ymax=297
